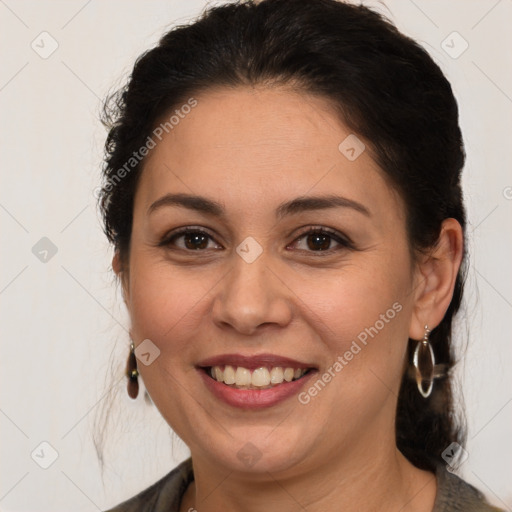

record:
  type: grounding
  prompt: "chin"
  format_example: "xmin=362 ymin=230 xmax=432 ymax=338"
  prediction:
xmin=202 ymin=425 xmax=314 ymax=476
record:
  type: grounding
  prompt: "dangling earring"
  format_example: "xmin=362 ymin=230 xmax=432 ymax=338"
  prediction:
xmin=412 ymin=325 xmax=436 ymax=398
xmin=126 ymin=342 xmax=139 ymax=399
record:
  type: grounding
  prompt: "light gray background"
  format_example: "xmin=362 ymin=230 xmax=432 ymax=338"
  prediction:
xmin=1 ymin=1 xmax=511 ymax=511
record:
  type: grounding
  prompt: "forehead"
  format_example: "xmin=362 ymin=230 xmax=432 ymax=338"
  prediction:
xmin=151 ymin=86 xmax=347 ymax=166
xmin=136 ymin=85 xmax=403 ymax=221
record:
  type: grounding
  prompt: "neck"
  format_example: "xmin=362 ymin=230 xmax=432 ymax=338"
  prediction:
xmin=180 ymin=438 xmax=437 ymax=512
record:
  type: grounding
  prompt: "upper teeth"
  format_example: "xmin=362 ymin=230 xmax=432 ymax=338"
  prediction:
xmin=210 ymin=365 xmax=308 ymax=388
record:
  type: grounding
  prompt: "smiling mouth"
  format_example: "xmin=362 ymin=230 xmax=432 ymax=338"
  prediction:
xmin=201 ymin=365 xmax=314 ymax=389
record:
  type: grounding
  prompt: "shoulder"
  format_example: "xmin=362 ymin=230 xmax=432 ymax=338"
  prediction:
xmin=103 ymin=458 xmax=194 ymax=512
xmin=434 ymin=464 xmax=505 ymax=512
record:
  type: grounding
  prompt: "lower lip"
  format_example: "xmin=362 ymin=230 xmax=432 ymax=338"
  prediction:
xmin=198 ymin=368 xmax=317 ymax=409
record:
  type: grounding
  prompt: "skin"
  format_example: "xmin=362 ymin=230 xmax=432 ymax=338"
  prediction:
xmin=114 ymin=85 xmax=464 ymax=512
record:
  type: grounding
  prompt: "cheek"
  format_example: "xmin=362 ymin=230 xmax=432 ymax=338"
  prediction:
xmin=298 ymin=257 xmax=409 ymax=340
xmin=290 ymin=261 xmax=412 ymax=447
xmin=126 ymin=250 xmax=213 ymax=349
xmin=295 ymin=250 xmax=413 ymax=394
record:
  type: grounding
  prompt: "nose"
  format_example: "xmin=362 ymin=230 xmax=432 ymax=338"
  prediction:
xmin=211 ymin=249 xmax=293 ymax=336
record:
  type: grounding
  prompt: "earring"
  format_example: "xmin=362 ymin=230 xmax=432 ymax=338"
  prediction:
xmin=412 ymin=325 xmax=436 ymax=398
xmin=126 ymin=342 xmax=139 ymax=399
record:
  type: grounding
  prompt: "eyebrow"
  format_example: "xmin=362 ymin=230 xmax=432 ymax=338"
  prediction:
xmin=147 ymin=192 xmax=371 ymax=218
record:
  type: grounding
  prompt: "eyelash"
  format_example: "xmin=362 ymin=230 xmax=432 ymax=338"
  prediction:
xmin=159 ymin=225 xmax=354 ymax=254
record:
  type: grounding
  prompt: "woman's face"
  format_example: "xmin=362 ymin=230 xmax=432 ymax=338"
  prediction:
xmin=119 ymin=86 xmax=423 ymax=476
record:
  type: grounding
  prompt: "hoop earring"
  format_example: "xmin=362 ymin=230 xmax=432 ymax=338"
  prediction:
xmin=126 ymin=342 xmax=139 ymax=399
xmin=412 ymin=325 xmax=436 ymax=398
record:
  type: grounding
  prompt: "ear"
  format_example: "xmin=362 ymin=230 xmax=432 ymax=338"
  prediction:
xmin=112 ymin=250 xmax=130 ymax=307
xmin=409 ymin=218 xmax=464 ymax=340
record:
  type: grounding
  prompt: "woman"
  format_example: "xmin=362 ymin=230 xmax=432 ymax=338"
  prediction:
xmin=99 ymin=0 xmax=504 ymax=510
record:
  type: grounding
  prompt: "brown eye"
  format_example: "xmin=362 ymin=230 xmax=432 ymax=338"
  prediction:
xmin=304 ymin=232 xmax=332 ymax=251
xmin=181 ymin=232 xmax=210 ymax=250
xmin=290 ymin=228 xmax=353 ymax=253
xmin=160 ymin=228 xmax=221 ymax=251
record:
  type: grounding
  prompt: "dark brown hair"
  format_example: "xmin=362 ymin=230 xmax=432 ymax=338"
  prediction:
xmin=99 ymin=0 xmax=467 ymax=471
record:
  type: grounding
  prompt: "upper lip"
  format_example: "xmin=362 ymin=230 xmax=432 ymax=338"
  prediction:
xmin=197 ymin=353 xmax=317 ymax=370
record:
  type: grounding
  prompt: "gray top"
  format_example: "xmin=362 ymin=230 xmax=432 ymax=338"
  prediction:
xmin=104 ymin=458 xmax=504 ymax=512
